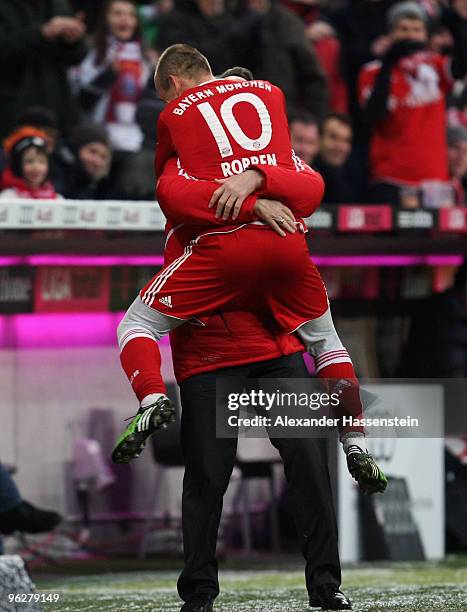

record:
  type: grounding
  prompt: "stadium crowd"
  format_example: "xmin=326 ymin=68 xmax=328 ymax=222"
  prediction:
xmin=0 ymin=0 xmax=467 ymax=206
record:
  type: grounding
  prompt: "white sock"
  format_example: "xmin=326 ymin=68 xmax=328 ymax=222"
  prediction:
xmin=141 ymin=393 xmax=166 ymax=409
xmin=342 ymin=433 xmax=366 ymax=454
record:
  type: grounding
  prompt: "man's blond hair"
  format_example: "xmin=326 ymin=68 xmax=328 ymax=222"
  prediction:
xmin=155 ymin=44 xmax=212 ymax=92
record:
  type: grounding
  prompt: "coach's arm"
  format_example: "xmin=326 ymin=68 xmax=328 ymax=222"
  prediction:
xmin=157 ymin=158 xmax=296 ymax=236
xmin=156 ymin=158 xmax=258 ymax=225
xmin=210 ymin=163 xmax=324 ymax=220
xmin=250 ymin=164 xmax=324 ymax=217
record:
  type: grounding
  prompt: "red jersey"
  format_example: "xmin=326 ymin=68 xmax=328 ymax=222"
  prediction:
xmin=358 ymin=51 xmax=453 ymax=185
xmin=153 ymin=80 xmax=325 ymax=382
xmin=157 ymin=157 xmax=327 ymax=382
xmin=155 ymin=78 xmax=297 ymax=180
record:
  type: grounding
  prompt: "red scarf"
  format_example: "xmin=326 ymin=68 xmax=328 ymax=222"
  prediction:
xmin=106 ymin=41 xmax=144 ymax=123
xmin=1 ymin=167 xmax=58 ymax=199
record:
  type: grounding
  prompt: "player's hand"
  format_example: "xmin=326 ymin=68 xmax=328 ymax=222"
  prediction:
xmin=209 ymin=169 xmax=265 ymax=220
xmin=253 ymin=199 xmax=296 ymax=237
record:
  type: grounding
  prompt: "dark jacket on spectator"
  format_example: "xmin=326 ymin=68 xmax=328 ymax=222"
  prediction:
xmin=313 ymin=154 xmax=357 ymax=204
xmin=156 ymin=2 xmax=238 ymax=75
xmin=58 ymin=161 xmax=114 ymax=200
xmin=238 ymin=5 xmax=328 ymax=119
xmin=0 ymin=0 xmax=87 ymax=139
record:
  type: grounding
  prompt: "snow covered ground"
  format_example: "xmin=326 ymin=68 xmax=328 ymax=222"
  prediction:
xmin=35 ymin=558 xmax=467 ymax=611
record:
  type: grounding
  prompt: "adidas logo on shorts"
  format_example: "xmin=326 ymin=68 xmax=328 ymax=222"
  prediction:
xmin=159 ymin=296 xmax=173 ymax=308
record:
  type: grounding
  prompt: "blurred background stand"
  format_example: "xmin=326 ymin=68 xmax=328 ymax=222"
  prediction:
xmin=139 ymin=383 xmax=184 ymax=559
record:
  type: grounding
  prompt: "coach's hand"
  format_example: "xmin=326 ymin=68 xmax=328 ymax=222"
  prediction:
xmin=209 ymin=170 xmax=265 ymax=220
xmin=254 ymin=199 xmax=296 ymax=237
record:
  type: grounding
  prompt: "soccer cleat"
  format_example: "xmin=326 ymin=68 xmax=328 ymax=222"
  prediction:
xmin=180 ymin=595 xmax=214 ymax=612
xmin=309 ymin=584 xmax=352 ymax=610
xmin=111 ymin=397 xmax=176 ymax=464
xmin=346 ymin=445 xmax=388 ymax=495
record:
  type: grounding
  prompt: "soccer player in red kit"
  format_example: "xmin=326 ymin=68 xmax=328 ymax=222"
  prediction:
xmin=113 ymin=46 xmax=387 ymax=497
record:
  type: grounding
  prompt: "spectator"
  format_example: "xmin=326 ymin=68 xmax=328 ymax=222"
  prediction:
xmin=112 ymin=83 xmax=165 ymax=199
xmin=155 ymin=0 xmax=238 ymax=75
xmin=313 ymin=114 xmax=355 ymax=203
xmin=359 ymin=1 xmax=467 ymax=206
xmin=305 ymin=19 xmax=349 ymax=113
xmin=289 ymin=113 xmax=320 ymax=165
xmin=275 ymin=1 xmax=348 ymax=112
xmin=0 ymin=0 xmax=87 ymax=140
xmin=237 ymin=0 xmax=328 ymax=119
xmin=70 ymin=0 xmax=151 ymax=152
xmin=447 ymin=126 xmax=467 ymax=205
xmin=0 ymin=463 xmax=61 ymax=542
xmin=59 ymin=123 xmax=114 ymax=200
xmin=0 ymin=128 xmax=62 ymax=200
xmin=13 ymin=106 xmax=79 ymax=190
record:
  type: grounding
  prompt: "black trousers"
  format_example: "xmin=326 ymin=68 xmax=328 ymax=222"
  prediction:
xmin=177 ymin=353 xmax=341 ymax=602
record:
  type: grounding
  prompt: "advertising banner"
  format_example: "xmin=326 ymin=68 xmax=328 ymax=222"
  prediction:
xmin=0 ymin=266 xmax=34 ymax=313
xmin=338 ymin=205 xmax=393 ymax=232
xmin=110 ymin=266 xmax=162 ymax=312
xmin=34 ymin=267 xmax=110 ymax=312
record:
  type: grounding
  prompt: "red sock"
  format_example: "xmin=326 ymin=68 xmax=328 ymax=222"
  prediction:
xmin=316 ymin=358 xmax=364 ymax=438
xmin=120 ymin=337 xmax=167 ymax=404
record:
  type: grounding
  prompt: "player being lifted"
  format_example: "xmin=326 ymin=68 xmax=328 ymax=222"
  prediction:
xmin=113 ymin=45 xmax=387 ymax=495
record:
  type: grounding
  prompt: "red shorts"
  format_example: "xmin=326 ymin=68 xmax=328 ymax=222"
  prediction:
xmin=140 ymin=227 xmax=328 ymax=333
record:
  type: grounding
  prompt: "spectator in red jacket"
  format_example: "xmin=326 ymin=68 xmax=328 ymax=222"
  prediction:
xmin=0 ymin=127 xmax=61 ymax=200
xmin=358 ymin=1 xmax=467 ymax=205
xmin=305 ymin=19 xmax=349 ymax=113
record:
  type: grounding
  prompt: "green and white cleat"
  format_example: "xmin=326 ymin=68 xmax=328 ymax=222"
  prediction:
xmin=346 ymin=446 xmax=388 ymax=495
xmin=112 ymin=397 xmax=176 ymax=464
